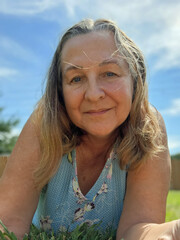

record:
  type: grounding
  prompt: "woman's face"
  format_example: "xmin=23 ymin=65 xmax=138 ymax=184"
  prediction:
xmin=61 ymin=31 xmax=133 ymax=140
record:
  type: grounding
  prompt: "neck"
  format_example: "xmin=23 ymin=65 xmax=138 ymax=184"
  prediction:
xmin=77 ymin=132 xmax=118 ymax=163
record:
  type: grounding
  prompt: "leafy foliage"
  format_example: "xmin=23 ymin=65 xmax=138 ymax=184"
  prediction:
xmin=0 ymin=107 xmax=19 ymax=154
xmin=171 ymin=153 xmax=180 ymax=160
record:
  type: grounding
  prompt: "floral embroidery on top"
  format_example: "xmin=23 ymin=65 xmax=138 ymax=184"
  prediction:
xmin=70 ymin=147 xmax=116 ymax=224
xmin=72 ymin=177 xmax=87 ymax=204
xmin=40 ymin=216 xmax=53 ymax=231
xmin=74 ymin=203 xmax=95 ymax=221
xmin=93 ymin=182 xmax=108 ymax=201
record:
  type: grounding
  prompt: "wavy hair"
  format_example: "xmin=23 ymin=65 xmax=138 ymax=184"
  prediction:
xmin=34 ymin=19 xmax=164 ymax=189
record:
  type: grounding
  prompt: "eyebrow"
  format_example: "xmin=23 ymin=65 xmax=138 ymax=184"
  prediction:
xmin=63 ymin=62 xmax=84 ymax=75
xmin=63 ymin=58 xmax=121 ymax=74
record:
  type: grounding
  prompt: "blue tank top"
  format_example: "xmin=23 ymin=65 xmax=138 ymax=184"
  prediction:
xmin=32 ymin=147 xmax=127 ymax=233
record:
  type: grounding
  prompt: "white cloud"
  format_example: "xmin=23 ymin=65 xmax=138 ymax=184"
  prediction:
xmin=0 ymin=0 xmax=180 ymax=71
xmin=141 ymin=12 xmax=180 ymax=70
xmin=161 ymin=99 xmax=180 ymax=116
xmin=65 ymin=0 xmax=180 ymax=71
xmin=0 ymin=67 xmax=18 ymax=78
xmin=78 ymin=0 xmax=180 ymax=71
xmin=168 ymin=136 xmax=180 ymax=154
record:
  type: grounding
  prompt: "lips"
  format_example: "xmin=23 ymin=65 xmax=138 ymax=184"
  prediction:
xmin=85 ymin=108 xmax=112 ymax=115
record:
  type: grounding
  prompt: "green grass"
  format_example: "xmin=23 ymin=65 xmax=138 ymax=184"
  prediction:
xmin=0 ymin=190 xmax=179 ymax=239
xmin=0 ymin=221 xmax=116 ymax=240
xmin=166 ymin=190 xmax=180 ymax=222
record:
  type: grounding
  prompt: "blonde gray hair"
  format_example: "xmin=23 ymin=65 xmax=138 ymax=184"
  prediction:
xmin=34 ymin=19 xmax=163 ymax=189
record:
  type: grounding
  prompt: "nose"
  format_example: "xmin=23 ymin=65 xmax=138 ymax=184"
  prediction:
xmin=84 ymin=76 xmax=105 ymax=101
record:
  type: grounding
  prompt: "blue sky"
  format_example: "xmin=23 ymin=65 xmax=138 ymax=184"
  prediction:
xmin=0 ymin=0 xmax=180 ymax=155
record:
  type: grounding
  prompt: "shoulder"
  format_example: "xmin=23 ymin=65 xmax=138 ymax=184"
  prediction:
xmin=117 ymin=106 xmax=171 ymax=237
xmin=0 ymin=113 xmax=41 ymax=232
xmin=1 ymin=111 xmax=42 ymax=195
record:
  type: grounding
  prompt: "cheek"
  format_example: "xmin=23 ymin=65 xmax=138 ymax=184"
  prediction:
xmin=105 ymin=79 xmax=133 ymax=100
xmin=63 ymin=86 xmax=82 ymax=113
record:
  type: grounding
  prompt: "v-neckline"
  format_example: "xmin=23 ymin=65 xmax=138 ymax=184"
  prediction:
xmin=71 ymin=148 xmax=114 ymax=201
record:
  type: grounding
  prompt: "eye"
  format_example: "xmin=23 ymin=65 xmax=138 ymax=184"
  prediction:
xmin=71 ymin=76 xmax=81 ymax=83
xmin=105 ymin=72 xmax=117 ymax=77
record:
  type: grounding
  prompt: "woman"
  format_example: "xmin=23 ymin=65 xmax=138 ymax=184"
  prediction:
xmin=0 ymin=19 xmax=179 ymax=239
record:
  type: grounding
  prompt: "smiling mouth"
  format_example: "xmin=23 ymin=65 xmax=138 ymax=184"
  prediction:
xmin=85 ymin=108 xmax=112 ymax=115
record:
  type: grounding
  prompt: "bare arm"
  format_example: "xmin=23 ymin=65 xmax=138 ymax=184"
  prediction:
xmin=0 ymin=113 xmax=42 ymax=239
xmin=116 ymin=112 xmax=177 ymax=239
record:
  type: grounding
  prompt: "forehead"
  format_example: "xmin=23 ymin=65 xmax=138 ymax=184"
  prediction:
xmin=61 ymin=31 xmax=120 ymax=68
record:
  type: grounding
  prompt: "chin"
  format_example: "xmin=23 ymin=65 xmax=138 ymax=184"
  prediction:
xmin=85 ymin=128 xmax=118 ymax=140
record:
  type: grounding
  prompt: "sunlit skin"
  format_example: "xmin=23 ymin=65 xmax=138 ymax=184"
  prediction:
xmin=61 ymin=31 xmax=133 ymax=143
